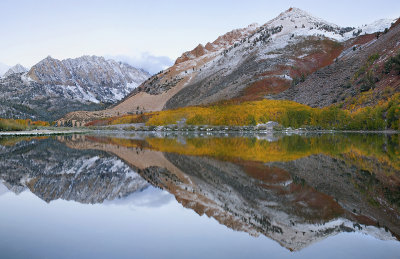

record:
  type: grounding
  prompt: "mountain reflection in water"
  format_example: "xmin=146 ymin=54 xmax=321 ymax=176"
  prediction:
xmin=0 ymin=133 xmax=399 ymax=253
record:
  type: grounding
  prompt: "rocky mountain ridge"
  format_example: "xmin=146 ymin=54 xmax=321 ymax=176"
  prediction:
xmin=3 ymin=64 xmax=27 ymax=78
xmin=27 ymin=55 xmax=150 ymax=103
xmin=276 ymin=18 xmax=400 ymax=107
xmin=174 ymin=23 xmax=259 ymax=65
xmin=0 ymin=55 xmax=150 ymax=121
xmin=62 ymin=7 xmax=397 ymax=124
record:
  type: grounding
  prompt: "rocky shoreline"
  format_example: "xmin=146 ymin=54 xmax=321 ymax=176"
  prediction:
xmin=1 ymin=125 xmax=398 ymax=137
xmin=91 ymin=122 xmax=400 ymax=135
xmin=0 ymin=129 xmax=90 ymax=136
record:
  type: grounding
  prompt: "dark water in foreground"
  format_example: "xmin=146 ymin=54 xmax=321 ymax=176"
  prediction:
xmin=0 ymin=132 xmax=399 ymax=259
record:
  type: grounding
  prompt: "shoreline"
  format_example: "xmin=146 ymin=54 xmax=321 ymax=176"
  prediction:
xmin=0 ymin=127 xmax=399 ymax=136
xmin=0 ymin=129 xmax=90 ymax=136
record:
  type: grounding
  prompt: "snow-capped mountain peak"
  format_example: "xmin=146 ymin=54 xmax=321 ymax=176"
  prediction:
xmin=268 ymin=7 xmax=338 ymax=28
xmin=54 ymin=8 xmax=400 ymax=123
xmin=0 ymin=55 xmax=151 ymax=121
xmin=257 ymin=7 xmax=352 ymax=41
xmin=3 ymin=64 xmax=28 ymax=77
xmin=260 ymin=7 xmax=395 ymax=41
xmin=346 ymin=18 xmax=396 ymax=37
xmin=26 ymin=55 xmax=151 ymax=103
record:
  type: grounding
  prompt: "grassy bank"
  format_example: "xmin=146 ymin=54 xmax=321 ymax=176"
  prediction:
xmin=104 ymin=93 xmax=400 ymax=131
xmin=0 ymin=118 xmax=50 ymax=131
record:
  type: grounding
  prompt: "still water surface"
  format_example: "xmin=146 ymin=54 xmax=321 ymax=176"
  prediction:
xmin=0 ymin=132 xmax=399 ymax=258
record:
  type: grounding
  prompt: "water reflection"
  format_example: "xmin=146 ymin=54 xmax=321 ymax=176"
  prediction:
xmin=0 ymin=133 xmax=399 ymax=253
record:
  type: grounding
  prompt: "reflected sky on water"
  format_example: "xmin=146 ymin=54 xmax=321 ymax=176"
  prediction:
xmin=0 ymin=133 xmax=399 ymax=259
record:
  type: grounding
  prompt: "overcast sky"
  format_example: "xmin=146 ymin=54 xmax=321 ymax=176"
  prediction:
xmin=1 ymin=0 xmax=399 ymax=73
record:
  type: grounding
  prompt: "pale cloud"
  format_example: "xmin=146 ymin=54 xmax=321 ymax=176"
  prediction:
xmin=103 ymin=186 xmax=174 ymax=208
xmin=106 ymin=52 xmax=174 ymax=75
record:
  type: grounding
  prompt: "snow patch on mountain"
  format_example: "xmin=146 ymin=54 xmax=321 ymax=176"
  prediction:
xmin=3 ymin=64 xmax=27 ymax=77
xmin=262 ymin=7 xmax=345 ymax=41
xmin=27 ymin=55 xmax=151 ymax=104
xmin=260 ymin=8 xmax=394 ymax=42
xmin=177 ymin=7 xmax=395 ymax=86
xmin=344 ymin=18 xmax=396 ymax=37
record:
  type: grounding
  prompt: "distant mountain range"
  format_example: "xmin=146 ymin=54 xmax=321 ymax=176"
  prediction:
xmin=0 ymin=7 xmax=399 ymax=123
xmin=0 ymin=55 xmax=150 ymax=121
xmin=3 ymin=64 xmax=27 ymax=77
xmin=61 ymin=7 xmax=399 ymax=124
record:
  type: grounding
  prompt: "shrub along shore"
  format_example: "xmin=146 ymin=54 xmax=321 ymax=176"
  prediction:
xmin=2 ymin=93 xmax=399 ymax=132
xmin=0 ymin=118 xmax=49 ymax=131
xmin=95 ymin=93 xmax=400 ymax=131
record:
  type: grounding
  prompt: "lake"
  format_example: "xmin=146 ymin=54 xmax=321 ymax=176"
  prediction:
xmin=0 ymin=132 xmax=399 ymax=259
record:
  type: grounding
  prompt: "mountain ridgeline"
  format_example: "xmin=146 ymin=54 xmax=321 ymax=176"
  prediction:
xmin=3 ymin=64 xmax=27 ymax=78
xmin=61 ymin=7 xmax=399 ymax=125
xmin=0 ymin=55 xmax=150 ymax=121
xmin=0 ymin=7 xmax=399 ymax=124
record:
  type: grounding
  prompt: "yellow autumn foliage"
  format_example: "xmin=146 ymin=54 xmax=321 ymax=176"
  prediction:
xmin=96 ymin=134 xmax=400 ymax=172
xmin=146 ymin=99 xmax=312 ymax=126
xmin=0 ymin=118 xmax=49 ymax=131
xmin=143 ymin=94 xmax=400 ymax=130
